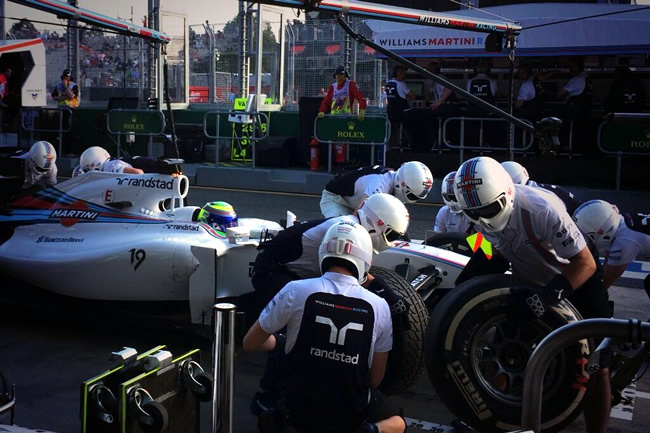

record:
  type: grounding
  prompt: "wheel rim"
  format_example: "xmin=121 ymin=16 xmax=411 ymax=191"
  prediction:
xmin=470 ymin=313 xmax=567 ymax=406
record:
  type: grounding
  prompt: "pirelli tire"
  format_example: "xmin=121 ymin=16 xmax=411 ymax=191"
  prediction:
xmin=424 ymin=274 xmax=591 ymax=433
xmin=370 ymin=266 xmax=429 ymax=395
xmin=424 ymin=232 xmax=473 ymax=257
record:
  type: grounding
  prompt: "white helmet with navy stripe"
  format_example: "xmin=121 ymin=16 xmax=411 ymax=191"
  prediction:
xmin=441 ymin=171 xmax=462 ymax=214
xmin=28 ymin=141 xmax=56 ymax=173
xmin=572 ymin=199 xmax=622 ymax=255
xmin=454 ymin=156 xmax=515 ymax=233
xmin=501 ymin=160 xmax=530 ymax=186
xmin=318 ymin=219 xmax=373 ymax=283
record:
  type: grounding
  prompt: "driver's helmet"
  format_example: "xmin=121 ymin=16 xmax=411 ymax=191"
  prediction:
xmin=357 ymin=193 xmax=409 ymax=253
xmin=71 ymin=164 xmax=84 ymax=177
xmin=572 ymin=199 xmax=622 ymax=255
xmin=198 ymin=201 xmax=238 ymax=234
xmin=80 ymin=146 xmax=110 ymax=172
xmin=28 ymin=141 xmax=56 ymax=173
xmin=501 ymin=161 xmax=530 ymax=185
xmin=318 ymin=220 xmax=373 ymax=283
xmin=454 ymin=156 xmax=515 ymax=233
xmin=393 ymin=161 xmax=433 ymax=204
xmin=441 ymin=171 xmax=462 ymax=214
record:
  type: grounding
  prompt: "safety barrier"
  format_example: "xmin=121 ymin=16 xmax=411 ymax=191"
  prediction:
xmin=441 ymin=116 xmax=535 ymax=163
xmin=211 ymin=303 xmax=236 ymax=433
xmin=597 ymin=112 xmax=650 ymax=191
xmin=314 ymin=113 xmax=390 ymax=173
xmin=203 ymin=110 xmax=270 ymax=168
xmin=20 ymin=107 xmax=73 ymax=155
xmin=105 ymin=109 xmax=166 ymax=157
xmin=522 ymin=318 xmax=650 ymax=432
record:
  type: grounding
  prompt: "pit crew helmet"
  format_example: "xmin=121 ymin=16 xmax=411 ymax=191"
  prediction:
xmin=80 ymin=146 xmax=110 ymax=172
xmin=441 ymin=171 xmax=462 ymax=214
xmin=318 ymin=220 xmax=373 ymax=283
xmin=28 ymin=141 xmax=56 ymax=173
xmin=572 ymin=199 xmax=623 ymax=255
xmin=393 ymin=161 xmax=433 ymax=204
xmin=501 ymin=161 xmax=530 ymax=186
xmin=357 ymin=193 xmax=410 ymax=253
xmin=454 ymin=156 xmax=515 ymax=233
xmin=71 ymin=164 xmax=84 ymax=177
xmin=198 ymin=201 xmax=238 ymax=234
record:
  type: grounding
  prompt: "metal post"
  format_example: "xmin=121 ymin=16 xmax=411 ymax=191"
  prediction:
xmin=521 ymin=318 xmax=650 ymax=433
xmin=211 ymin=303 xmax=236 ymax=433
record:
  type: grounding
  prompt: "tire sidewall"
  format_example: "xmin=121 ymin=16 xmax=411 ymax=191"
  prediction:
xmin=370 ymin=266 xmax=430 ymax=395
xmin=425 ymin=274 xmax=591 ymax=433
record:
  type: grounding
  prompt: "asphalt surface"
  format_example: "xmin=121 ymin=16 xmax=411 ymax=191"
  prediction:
xmin=1 ymin=186 xmax=650 ymax=433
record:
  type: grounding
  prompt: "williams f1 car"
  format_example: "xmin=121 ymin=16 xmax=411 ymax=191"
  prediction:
xmin=0 ymin=168 xmax=591 ymax=431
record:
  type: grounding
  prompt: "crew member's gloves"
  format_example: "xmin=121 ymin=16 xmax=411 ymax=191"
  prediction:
xmin=317 ymin=111 xmax=325 ymax=119
xmin=269 ymin=332 xmax=286 ymax=358
xmin=357 ymin=109 xmax=366 ymax=121
xmin=523 ymin=274 xmax=573 ymax=318
xmin=367 ymin=275 xmax=411 ymax=332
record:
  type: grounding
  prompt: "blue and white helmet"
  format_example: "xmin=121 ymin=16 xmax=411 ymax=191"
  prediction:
xmin=441 ymin=171 xmax=462 ymax=214
xmin=28 ymin=141 xmax=56 ymax=173
xmin=454 ymin=157 xmax=515 ymax=233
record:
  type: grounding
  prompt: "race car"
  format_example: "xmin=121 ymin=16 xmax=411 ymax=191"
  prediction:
xmin=0 ymin=167 xmax=591 ymax=431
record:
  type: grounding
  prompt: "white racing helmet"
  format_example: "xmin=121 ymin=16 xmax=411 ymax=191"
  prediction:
xmin=357 ymin=193 xmax=410 ymax=253
xmin=71 ymin=165 xmax=84 ymax=177
xmin=80 ymin=146 xmax=110 ymax=172
xmin=28 ymin=141 xmax=56 ymax=173
xmin=441 ymin=171 xmax=462 ymax=214
xmin=501 ymin=161 xmax=530 ymax=186
xmin=572 ymin=199 xmax=623 ymax=255
xmin=454 ymin=156 xmax=515 ymax=233
xmin=393 ymin=161 xmax=433 ymax=204
xmin=318 ymin=219 xmax=373 ymax=283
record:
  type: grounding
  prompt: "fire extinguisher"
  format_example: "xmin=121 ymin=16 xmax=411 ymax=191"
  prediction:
xmin=310 ymin=137 xmax=320 ymax=171
xmin=334 ymin=143 xmax=346 ymax=164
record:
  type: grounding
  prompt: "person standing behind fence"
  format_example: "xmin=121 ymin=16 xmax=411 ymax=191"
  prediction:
xmin=385 ymin=65 xmax=415 ymax=149
xmin=52 ymin=69 xmax=80 ymax=109
xmin=318 ymin=66 xmax=366 ymax=167
xmin=51 ymin=69 xmax=80 ymax=155
xmin=318 ymin=66 xmax=366 ymax=121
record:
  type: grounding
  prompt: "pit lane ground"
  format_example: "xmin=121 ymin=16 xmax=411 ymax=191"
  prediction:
xmin=1 ymin=187 xmax=649 ymax=433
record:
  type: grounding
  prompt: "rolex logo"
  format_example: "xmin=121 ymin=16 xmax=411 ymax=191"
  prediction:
xmin=347 ymin=121 xmax=355 ymax=131
xmin=131 ymin=115 xmax=138 ymax=123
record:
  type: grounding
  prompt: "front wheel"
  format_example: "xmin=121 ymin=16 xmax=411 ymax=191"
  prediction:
xmin=370 ymin=266 xmax=429 ymax=395
xmin=425 ymin=274 xmax=591 ymax=433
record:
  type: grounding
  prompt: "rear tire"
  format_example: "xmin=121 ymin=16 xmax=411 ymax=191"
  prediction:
xmin=370 ymin=266 xmax=429 ymax=395
xmin=425 ymin=274 xmax=591 ymax=433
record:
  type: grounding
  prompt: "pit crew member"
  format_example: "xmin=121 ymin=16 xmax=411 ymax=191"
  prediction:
xmin=243 ymin=221 xmax=406 ymax=433
xmin=320 ymin=161 xmax=432 ymax=218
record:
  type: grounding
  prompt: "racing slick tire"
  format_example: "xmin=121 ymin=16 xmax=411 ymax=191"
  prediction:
xmin=424 ymin=232 xmax=472 ymax=257
xmin=424 ymin=274 xmax=591 ymax=433
xmin=371 ymin=266 xmax=430 ymax=395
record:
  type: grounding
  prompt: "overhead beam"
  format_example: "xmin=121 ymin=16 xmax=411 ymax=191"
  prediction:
xmin=246 ymin=0 xmax=521 ymax=34
xmin=8 ymin=0 xmax=171 ymax=43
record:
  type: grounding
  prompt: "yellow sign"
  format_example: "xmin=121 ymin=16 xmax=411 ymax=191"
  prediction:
xmin=234 ymin=98 xmax=247 ymax=110
xmin=466 ymin=232 xmax=493 ymax=259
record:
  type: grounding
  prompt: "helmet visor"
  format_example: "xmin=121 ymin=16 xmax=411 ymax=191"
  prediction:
xmin=442 ymin=193 xmax=458 ymax=203
xmin=34 ymin=165 xmax=50 ymax=173
xmin=383 ymin=227 xmax=403 ymax=243
xmin=463 ymin=195 xmax=505 ymax=220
